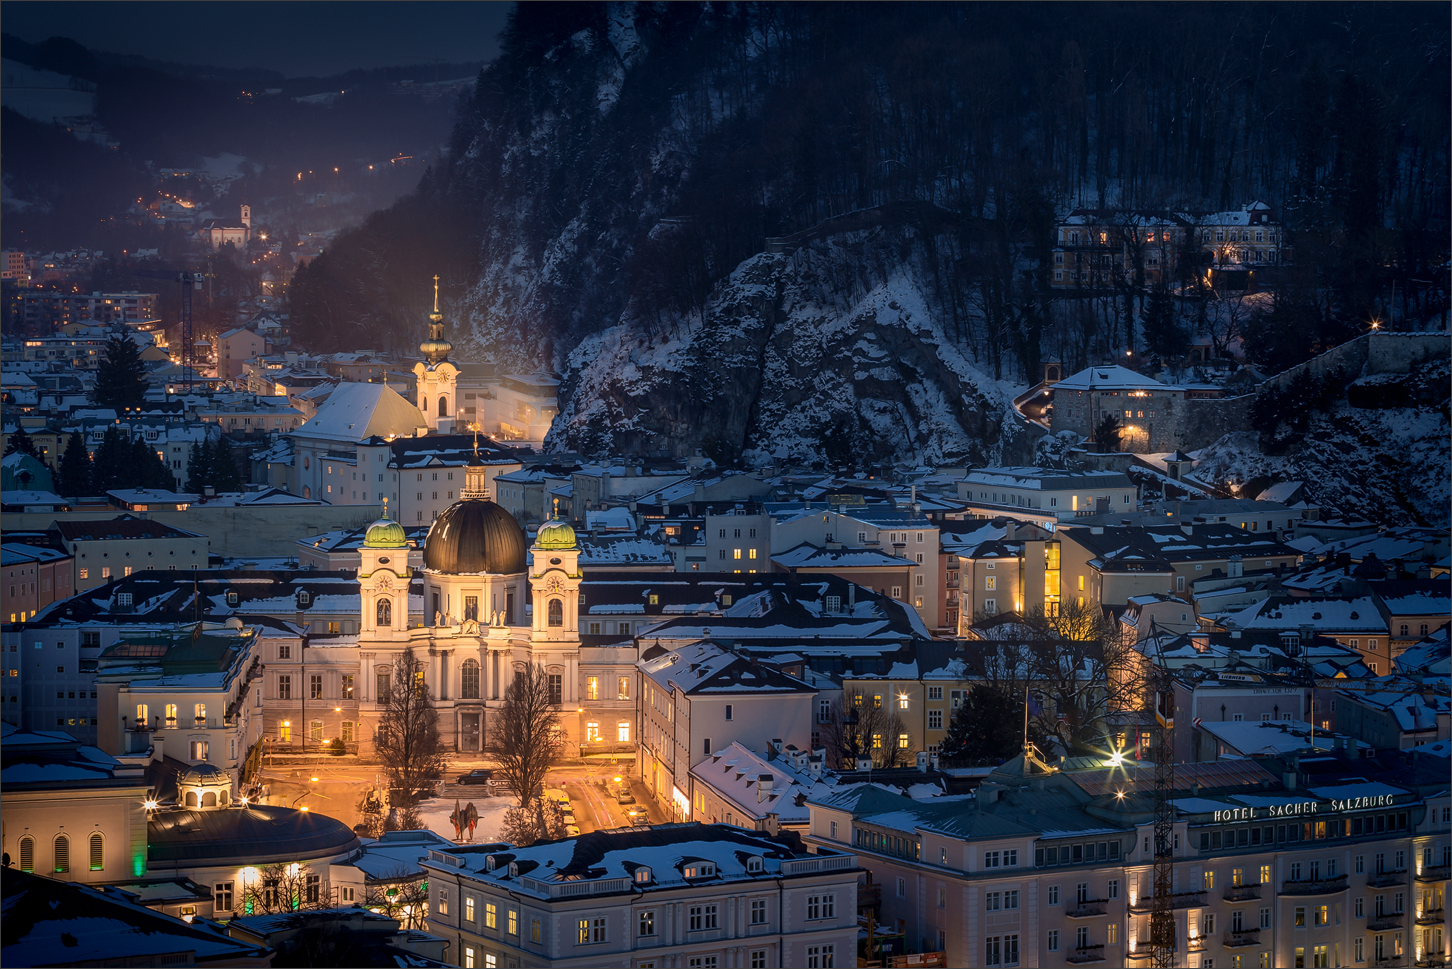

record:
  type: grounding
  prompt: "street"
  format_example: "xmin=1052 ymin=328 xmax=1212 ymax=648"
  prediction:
xmin=254 ymin=755 xmax=663 ymax=840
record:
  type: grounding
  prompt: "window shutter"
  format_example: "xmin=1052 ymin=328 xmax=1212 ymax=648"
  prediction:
xmin=90 ymin=833 xmax=104 ymax=871
xmin=53 ymin=835 xmax=69 ymax=873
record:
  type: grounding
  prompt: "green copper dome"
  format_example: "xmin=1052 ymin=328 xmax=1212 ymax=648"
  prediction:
xmin=535 ymin=517 xmax=577 ymax=551
xmin=364 ymin=517 xmax=408 ymax=549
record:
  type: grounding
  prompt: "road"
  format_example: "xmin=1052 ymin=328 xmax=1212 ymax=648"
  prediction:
xmin=254 ymin=755 xmax=661 ymax=836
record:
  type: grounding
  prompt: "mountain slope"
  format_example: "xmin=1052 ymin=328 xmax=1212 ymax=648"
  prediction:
xmin=551 ymin=215 xmax=1032 ymax=466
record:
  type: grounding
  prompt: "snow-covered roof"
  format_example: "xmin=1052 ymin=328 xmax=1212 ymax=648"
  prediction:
xmin=1051 ymin=365 xmax=1167 ymax=392
xmin=293 ymin=381 xmax=426 ymax=443
xmin=964 ymin=467 xmax=1134 ymax=490
xmin=771 ymin=542 xmax=909 ymax=569
xmin=1221 ymin=596 xmax=1387 ymax=633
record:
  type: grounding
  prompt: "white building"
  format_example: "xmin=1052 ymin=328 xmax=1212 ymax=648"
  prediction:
xmin=422 ymin=823 xmax=861 ymax=969
xmin=958 ymin=467 xmax=1138 ymax=525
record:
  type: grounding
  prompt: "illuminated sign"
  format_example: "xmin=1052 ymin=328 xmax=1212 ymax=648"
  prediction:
xmin=1210 ymin=793 xmax=1397 ymax=824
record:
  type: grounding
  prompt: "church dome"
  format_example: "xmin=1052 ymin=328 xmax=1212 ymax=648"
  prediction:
xmin=535 ymin=517 xmax=577 ymax=551
xmin=423 ymin=498 xmax=528 ymax=574
xmin=176 ymin=762 xmax=228 ymax=786
xmin=364 ymin=516 xmax=408 ymax=549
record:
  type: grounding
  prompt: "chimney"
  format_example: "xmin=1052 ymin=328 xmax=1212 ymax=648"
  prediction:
xmin=757 ymin=774 xmax=775 ymax=803
xmin=930 ymin=752 xmax=940 ymax=770
xmin=809 ymin=751 xmax=825 ymax=778
xmin=979 ymin=782 xmax=1004 ymax=804
xmin=771 ymin=738 xmax=783 ymax=753
xmin=1282 ymin=770 xmax=1298 ymax=791
xmin=916 ymin=751 xmax=930 ymax=772
xmin=847 ymin=584 xmax=856 ymax=611
xmin=856 ymin=757 xmax=873 ymax=771
xmin=1181 ymin=523 xmax=1195 ymax=536
xmin=763 ymin=811 xmax=780 ymax=835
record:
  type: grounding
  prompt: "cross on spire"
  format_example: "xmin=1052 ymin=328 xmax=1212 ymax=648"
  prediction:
xmin=553 ymin=496 xmax=560 ymax=519
xmin=432 ymin=274 xmax=440 ymax=314
xmin=382 ymin=496 xmax=389 ymax=519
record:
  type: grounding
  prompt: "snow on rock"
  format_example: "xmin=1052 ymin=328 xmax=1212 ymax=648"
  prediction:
xmin=1192 ymin=357 xmax=1450 ymax=528
xmin=549 ymin=219 xmax=1034 ymax=467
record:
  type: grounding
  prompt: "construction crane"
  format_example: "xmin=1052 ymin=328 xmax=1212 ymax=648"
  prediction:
xmin=132 ymin=269 xmax=204 ymax=394
xmin=1146 ymin=618 xmax=1177 ymax=968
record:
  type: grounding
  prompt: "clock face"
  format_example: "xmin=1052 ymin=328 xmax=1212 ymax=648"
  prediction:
xmin=377 ymin=574 xmax=394 ymax=591
xmin=545 ymin=574 xmax=564 ymax=594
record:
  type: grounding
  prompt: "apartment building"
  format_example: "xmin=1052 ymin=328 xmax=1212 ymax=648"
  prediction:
xmin=422 ymin=823 xmax=861 ymax=969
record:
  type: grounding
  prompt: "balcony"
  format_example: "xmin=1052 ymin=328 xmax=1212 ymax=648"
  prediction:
xmin=1281 ymin=874 xmax=1348 ymax=896
xmin=1371 ymin=958 xmax=1404 ymax=968
xmin=1417 ymin=866 xmax=1450 ymax=883
xmin=1224 ymin=930 xmax=1261 ymax=948
xmin=1186 ymin=936 xmax=1207 ymax=952
xmin=1066 ymin=900 xmax=1110 ymax=919
xmin=1416 ymin=908 xmax=1445 ymax=926
xmin=1368 ymin=916 xmax=1405 ymax=931
xmin=1067 ymin=946 xmax=1106 ymax=964
xmin=1129 ymin=890 xmax=1206 ymax=913
xmin=1368 ymin=870 xmax=1408 ymax=889
xmin=1223 ymin=884 xmax=1262 ymax=902
xmin=1414 ymin=957 xmax=1448 ymax=968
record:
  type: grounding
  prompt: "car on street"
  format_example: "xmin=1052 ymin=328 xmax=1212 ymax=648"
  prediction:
xmin=458 ymin=769 xmax=494 ymax=785
xmin=626 ymin=806 xmax=649 ymax=825
xmin=615 ymin=786 xmax=636 ymax=805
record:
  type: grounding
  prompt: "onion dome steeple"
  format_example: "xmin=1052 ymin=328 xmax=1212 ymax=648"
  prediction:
xmin=364 ymin=498 xmax=408 ymax=549
xmin=419 ymin=274 xmax=453 ymax=367
xmin=535 ymin=497 xmax=577 ymax=550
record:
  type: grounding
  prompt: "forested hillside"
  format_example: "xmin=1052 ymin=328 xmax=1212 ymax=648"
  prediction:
xmin=290 ymin=1 xmax=1450 ymax=463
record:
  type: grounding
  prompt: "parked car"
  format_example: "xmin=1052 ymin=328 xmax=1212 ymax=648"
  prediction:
xmin=458 ymin=769 xmax=494 ymax=785
xmin=615 ymin=786 xmax=636 ymax=805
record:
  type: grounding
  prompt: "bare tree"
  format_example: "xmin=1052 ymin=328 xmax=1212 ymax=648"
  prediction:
xmin=374 ymin=650 xmax=448 ymax=806
xmin=820 ymin=689 xmax=909 ymax=769
xmin=240 ymin=861 xmax=323 ymax=915
xmin=362 ymin=867 xmax=430 ymax=929
xmin=963 ymin=602 xmax=1139 ymax=756
xmin=493 ymin=663 xmax=561 ymax=830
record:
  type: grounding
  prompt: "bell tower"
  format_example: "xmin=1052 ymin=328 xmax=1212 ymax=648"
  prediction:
xmin=413 ymin=275 xmax=458 ymax=433
xmin=359 ymin=502 xmax=411 ymax=641
xmin=530 ymin=500 xmax=580 ymax=643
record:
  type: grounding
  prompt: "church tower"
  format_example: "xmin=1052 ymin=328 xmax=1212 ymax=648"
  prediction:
xmin=530 ymin=501 xmax=581 ymax=643
xmin=358 ymin=503 xmax=411 ymax=642
xmin=413 ymin=275 xmax=459 ymax=433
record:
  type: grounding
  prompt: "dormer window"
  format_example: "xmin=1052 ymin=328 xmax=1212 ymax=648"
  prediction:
xmin=683 ymin=862 xmax=716 ymax=879
xmin=226 ymin=591 xmax=239 ymax=606
xmin=634 ymin=866 xmax=652 ymax=884
xmin=508 ymin=862 xmax=519 ymax=877
xmin=296 ymin=591 xmax=311 ymax=606
xmin=746 ymin=856 xmax=763 ymax=874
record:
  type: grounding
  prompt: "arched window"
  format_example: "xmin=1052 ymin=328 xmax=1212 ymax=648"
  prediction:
xmin=421 ymin=396 xmax=428 ymax=414
xmin=135 ymin=703 xmax=148 ymax=727
xmin=377 ymin=598 xmax=392 ymax=627
xmin=89 ymin=833 xmax=104 ymax=871
xmin=186 ymin=791 xmax=199 ymax=808
xmin=203 ymin=791 xmax=217 ymax=808
xmin=438 ymin=396 xmax=449 ymax=417
xmin=461 ymin=659 xmax=480 ymax=698
xmin=547 ymin=598 xmax=563 ymax=627
xmin=53 ymin=834 xmax=69 ymax=874
xmin=303 ymin=485 xmax=311 ymax=499
xmin=19 ymin=836 xmax=33 ymax=873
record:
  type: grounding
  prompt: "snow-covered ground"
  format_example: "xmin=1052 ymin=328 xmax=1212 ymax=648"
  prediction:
xmin=414 ymin=793 xmax=515 ymax=845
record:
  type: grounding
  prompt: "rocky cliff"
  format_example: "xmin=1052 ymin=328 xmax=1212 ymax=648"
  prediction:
xmin=549 ymin=212 xmax=1033 ymax=467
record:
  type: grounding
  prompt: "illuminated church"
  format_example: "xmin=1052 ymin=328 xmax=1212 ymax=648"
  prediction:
xmin=351 ymin=292 xmax=629 ymax=755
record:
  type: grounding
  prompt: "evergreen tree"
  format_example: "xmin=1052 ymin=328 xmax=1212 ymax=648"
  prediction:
xmin=210 ymin=436 xmax=244 ymax=492
xmin=1141 ymin=286 xmax=1187 ymax=361
xmin=90 ymin=427 xmax=131 ymax=493
xmin=128 ymin=437 xmax=175 ymax=490
xmin=4 ymin=425 xmax=40 ymax=458
xmin=90 ymin=335 xmax=149 ymax=411
xmin=56 ymin=432 xmax=92 ymax=497
xmin=1092 ymin=413 xmax=1123 ymax=452
xmin=185 ymin=440 xmax=212 ymax=493
xmin=939 ymin=686 xmax=1046 ymax=767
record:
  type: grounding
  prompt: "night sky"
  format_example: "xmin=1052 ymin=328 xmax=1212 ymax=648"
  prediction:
xmin=3 ymin=1 xmax=512 ymax=77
